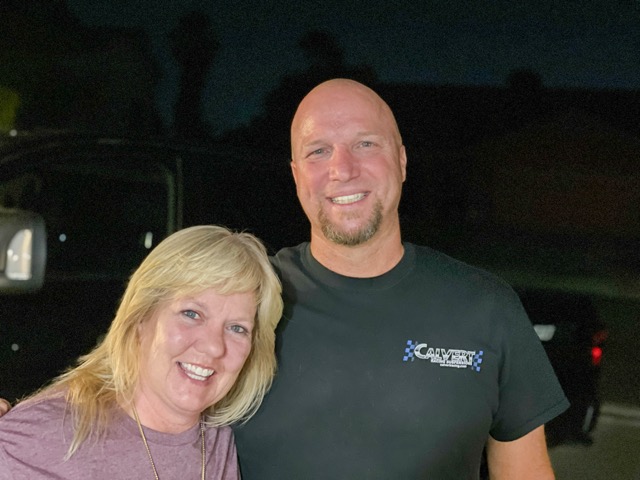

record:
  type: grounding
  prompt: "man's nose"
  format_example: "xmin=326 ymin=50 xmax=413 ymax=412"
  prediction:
xmin=329 ymin=147 xmax=359 ymax=182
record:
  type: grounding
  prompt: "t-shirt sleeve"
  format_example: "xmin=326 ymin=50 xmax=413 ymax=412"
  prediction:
xmin=489 ymin=287 xmax=570 ymax=441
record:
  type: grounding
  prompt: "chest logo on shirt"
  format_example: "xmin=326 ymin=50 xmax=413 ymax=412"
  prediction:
xmin=403 ymin=339 xmax=484 ymax=372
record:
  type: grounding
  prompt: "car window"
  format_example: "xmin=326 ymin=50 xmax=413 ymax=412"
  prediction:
xmin=0 ymin=157 xmax=174 ymax=278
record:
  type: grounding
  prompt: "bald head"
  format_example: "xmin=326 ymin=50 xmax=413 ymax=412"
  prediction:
xmin=291 ymin=79 xmax=402 ymax=159
xmin=287 ymin=78 xmax=407 ymax=264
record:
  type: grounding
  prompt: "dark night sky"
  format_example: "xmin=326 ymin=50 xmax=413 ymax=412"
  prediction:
xmin=66 ymin=0 xmax=640 ymax=132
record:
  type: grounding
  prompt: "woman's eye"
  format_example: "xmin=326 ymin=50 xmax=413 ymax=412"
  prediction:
xmin=183 ymin=310 xmax=199 ymax=320
xmin=229 ymin=324 xmax=250 ymax=335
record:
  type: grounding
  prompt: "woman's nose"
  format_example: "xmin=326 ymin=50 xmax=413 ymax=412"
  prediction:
xmin=198 ymin=326 xmax=226 ymax=358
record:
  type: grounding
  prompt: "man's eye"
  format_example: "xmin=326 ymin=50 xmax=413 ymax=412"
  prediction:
xmin=306 ymin=148 xmax=325 ymax=158
xmin=360 ymin=141 xmax=374 ymax=148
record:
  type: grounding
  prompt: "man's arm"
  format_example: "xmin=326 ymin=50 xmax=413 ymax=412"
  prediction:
xmin=0 ymin=399 xmax=11 ymax=416
xmin=486 ymin=425 xmax=555 ymax=480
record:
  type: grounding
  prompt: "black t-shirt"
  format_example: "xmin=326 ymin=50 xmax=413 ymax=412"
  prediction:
xmin=234 ymin=243 xmax=568 ymax=479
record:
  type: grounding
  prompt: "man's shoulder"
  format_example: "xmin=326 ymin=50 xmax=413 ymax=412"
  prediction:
xmin=408 ymin=242 xmax=518 ymax=299
xmin=270 ymin=243 xmax=307 ymax=260
xmin=269 ymin=243 xmax=308 ymax=273
xmin=409 ymin=243 xmax=503 ymax=278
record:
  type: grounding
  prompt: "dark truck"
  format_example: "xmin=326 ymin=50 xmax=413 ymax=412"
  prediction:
xmin=0 ymin=132 xmax=306 ymax=402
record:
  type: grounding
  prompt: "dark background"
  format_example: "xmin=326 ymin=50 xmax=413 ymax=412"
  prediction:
xmin=64 ymin=0 xmax=640 ymax=133
xmin=1 ymin=0 xmax=639 ymax=412
xmin=3 ymin=0 xmax=639 ymax=247
xmin=2 ymin=0 xmax=639 ymax=135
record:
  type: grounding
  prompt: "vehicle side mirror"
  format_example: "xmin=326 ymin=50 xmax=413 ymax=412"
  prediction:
xmin=0 ymin=208 xmax=46 ymax=293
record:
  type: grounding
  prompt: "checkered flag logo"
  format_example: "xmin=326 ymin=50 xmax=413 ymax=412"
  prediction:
xmin=472 ymin=350 xmax=484 ymax=372
xmin=403 ymin=340 xmax=417 ymax=362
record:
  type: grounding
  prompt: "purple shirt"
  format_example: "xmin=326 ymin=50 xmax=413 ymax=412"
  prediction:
xmin=0 ymin=393 xmax=240 ymax=480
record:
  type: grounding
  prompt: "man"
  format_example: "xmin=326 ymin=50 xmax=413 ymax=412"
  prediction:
xmin=233 ymin=79 xmax=568 ymax=479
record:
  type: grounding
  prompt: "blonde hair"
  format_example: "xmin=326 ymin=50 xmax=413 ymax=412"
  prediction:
xmin=39 ymin=225 xmax=282 ymax=456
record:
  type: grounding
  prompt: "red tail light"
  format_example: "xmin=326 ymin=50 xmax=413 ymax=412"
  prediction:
xmin=590 ymin=329 xmax=606 ymax=366
xmin=591 ymin=346 xmax=603 ymax=366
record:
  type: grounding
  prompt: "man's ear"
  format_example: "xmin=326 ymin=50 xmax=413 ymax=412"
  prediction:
xmin=400 ymin=146 xmax=407 ymax=182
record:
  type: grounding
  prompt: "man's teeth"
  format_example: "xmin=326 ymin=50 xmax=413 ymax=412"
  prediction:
xmin=332 ymin=193 xmax=366 ymax=204
xmin=180 ymin=362 xmax=214 ymax=381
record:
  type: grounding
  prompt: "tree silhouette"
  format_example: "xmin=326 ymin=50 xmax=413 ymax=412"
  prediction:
xmin=507 ymin=68 xmax=543 ymax=93
xmin=227 ymin=29 xmax=377 ymax=153
xmin=503 ymin=68 xmax=548 ymax=131
xmin=2 ymin=1 xmax=162 ymax=135
xmin=299 ymin=30 xmax=346 ymax=73
xmin=169 ymin=11 xmax=219 ymax=139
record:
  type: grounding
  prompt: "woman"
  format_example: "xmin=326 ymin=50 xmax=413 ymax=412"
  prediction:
xmin=0 ymin=225 xmax=282 ymax=479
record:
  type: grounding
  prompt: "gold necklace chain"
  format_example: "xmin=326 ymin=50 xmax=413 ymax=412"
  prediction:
xmin=132 ymin=405 xmax=206 ymax=480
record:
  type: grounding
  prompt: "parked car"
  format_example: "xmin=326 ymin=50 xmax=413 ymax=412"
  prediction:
xmin=0 ymin=132 xmax=307 ymax=401
xmin=517 ymin=287 xmax=607 ymax=446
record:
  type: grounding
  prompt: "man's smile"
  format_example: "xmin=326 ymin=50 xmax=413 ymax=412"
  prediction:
xmin=330 ymin=192 xmax=368 ymax=204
